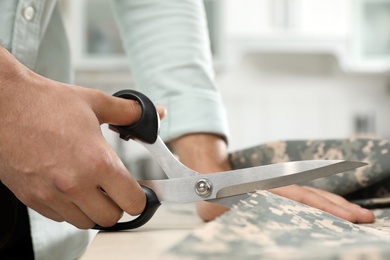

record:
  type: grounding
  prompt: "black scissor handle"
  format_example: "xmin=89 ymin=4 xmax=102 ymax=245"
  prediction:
xmin=93 ymin=90 xmax=161 ymax=231
xmin=93 ymin=185 xmax=161 ymax=231
xmin=108 ymin=89 xmax=160 ymax=144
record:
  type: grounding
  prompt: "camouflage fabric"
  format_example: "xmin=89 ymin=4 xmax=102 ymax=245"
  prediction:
xmin=166 ymin=138 xmax=390 ymax=259
xmin=229 ymin=138 xmax=390 ymax=199
xmin=167 ymin=191 xmax=390 ymax=259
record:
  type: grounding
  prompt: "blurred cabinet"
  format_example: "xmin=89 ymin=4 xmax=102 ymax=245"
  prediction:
xmin=223 ymin=0 xmax=390 ymax=73
xmin=62 ymin=0 xmax=127 ymax=71
xmin=224 ymin=0 xmax=349 ymax=36
xmin=353 ymin=0 xmax=390 ymax=71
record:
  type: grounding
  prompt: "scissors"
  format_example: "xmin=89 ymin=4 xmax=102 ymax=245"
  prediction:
xmin=94 ymin=89 xmax=367 ymax=231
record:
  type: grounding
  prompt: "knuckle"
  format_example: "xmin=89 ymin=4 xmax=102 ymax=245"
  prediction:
xmin=36 ymin=190 xmax=57 ymax=204
xmin=20 ymin=184 xmax=55 ymax=206
xmin=89 ymin=89 xmax=106 ymax=101
xmin=125 ymin=195 xmax=146 ymax=216
xmin=85 ymin=147 xmax=112 ymax=173
xmin=128 ymin=100 xmax=141 ymax=114
xmin=53 ymin=175 xmax=80 ymax=195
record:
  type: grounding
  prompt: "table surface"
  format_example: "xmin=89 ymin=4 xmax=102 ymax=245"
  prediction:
xmin=79 ymin=203 xmax=203 ymax=260
xmin=80 ymin=202 xmax=390 ymax=260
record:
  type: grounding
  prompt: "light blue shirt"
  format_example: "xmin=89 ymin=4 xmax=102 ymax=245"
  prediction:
xmin=0 ymin=0 xmax=229 ymax=259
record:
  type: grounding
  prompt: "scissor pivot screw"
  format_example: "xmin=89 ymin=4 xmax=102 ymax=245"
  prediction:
xmin=195 ymin=178 xmax=213 ymax=198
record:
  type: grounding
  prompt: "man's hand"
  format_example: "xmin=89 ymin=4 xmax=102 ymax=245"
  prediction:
xmin=170 ymin=134 xmax=375 ymax=224
xmin=0 ymin=47 xmax=165 ymax=229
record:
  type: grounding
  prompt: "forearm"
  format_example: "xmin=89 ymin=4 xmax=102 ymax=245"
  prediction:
xmin=111 ymin=0 xmax=229 ymax=142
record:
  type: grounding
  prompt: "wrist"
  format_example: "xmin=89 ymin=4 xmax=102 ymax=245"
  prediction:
xmin=0 ymin=46 xmax=35 ymax=87
xmin=170 ymin=133 xmax=231 ymax=174
xmin=170 ymin=133 xmax=232 ymax=221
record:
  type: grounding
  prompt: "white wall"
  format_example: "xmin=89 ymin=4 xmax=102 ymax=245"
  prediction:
xmin=216 ymin=52 xmax=390 ymax=151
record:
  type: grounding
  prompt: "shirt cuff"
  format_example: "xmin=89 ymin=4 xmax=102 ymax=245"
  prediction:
xmin=155 ymin=90 xmax=230 ymax=143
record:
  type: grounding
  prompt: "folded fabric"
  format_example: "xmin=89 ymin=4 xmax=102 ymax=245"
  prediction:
xmin=229 ymin=138 xmax=390 ymax=199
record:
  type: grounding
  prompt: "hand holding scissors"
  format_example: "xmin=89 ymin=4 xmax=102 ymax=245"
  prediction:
xmin=94 ymin=90 xmax=367 ymax=231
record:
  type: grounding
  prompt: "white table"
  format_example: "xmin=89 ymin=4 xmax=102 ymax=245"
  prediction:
xmin=80 ymin=203 xmax=203 ymax=260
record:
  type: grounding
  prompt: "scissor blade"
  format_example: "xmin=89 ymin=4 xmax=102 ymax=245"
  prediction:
xmin=140 ymin=160 xmax=367 ymax=205
xmin=207 ymin=160 xmax=366 ymax=207
xmin=214 ymin=160 xmax=366 ymax=199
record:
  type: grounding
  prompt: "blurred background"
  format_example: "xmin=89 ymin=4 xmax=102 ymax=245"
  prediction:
xmin=60 ymin=0 xmax=390 ymax=179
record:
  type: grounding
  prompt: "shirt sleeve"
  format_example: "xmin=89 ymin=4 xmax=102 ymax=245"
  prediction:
xmin=110 ymin=0 xmax=230 ymax=143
